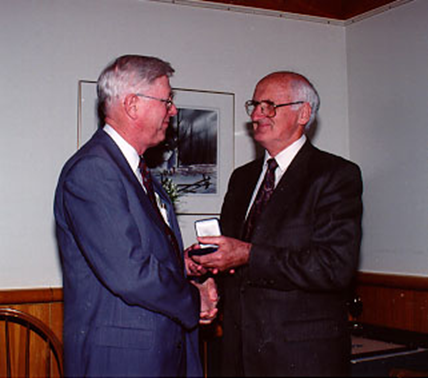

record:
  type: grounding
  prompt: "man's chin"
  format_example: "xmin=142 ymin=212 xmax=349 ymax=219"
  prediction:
xmin=147 ymin=134 xmax=167 ymax=149
xmin=253 ymin=130 xmax=268 ymax=143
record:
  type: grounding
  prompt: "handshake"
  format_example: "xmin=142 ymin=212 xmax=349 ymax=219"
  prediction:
xmin=185 ymin=218 xmax=252 ymax=325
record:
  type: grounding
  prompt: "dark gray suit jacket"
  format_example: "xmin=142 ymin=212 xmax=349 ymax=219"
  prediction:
xmin=219 ymin=141 xmax=363 ymax=377
xmin=54 ymin=129 xmax=202 ymax=377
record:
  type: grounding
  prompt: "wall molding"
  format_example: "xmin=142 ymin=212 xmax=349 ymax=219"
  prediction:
xmin=146 ymin=0 xmax=414 ymax=26
xmin=0 ymin=271 xmax=427 ymax=303
xmin=357 ymin=272 xmax=428 ymax=290
xmin=0 ymin=287 xmax=63 ymax=305
xmin=0 ymin=271 xmax=427 ymax=341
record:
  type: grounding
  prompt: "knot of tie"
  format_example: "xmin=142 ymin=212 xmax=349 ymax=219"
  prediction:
xmin=266 ymin=157 xmax=278 ymax=179
xmin=267 ymin=158 xmax=278 ymax=172
xmin=139 ymin=157 xmax=157 ymax=205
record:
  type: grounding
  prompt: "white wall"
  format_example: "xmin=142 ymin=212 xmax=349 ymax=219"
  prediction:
xmin=0 ymin=0 xmax=347 ymax=289
xmin=0 ymin=0 xmax=425 ymax=289
xmin=346 ymin=0 xmax=427 ymax=276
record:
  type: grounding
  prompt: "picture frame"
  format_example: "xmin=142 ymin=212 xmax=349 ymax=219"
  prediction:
xmin=77 ymin=80 xmax=235 ymax=215
xmin=77 ymin=80 xmax=98 ymax=149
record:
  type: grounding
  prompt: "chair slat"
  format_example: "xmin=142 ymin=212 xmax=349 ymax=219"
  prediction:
xmin=5 ymin=320 xmax=11 ymax=377
xmin=45 ymin=340 xmax=51 ymax=378
xmin=25 ymin=323 xmax=30 ymax=378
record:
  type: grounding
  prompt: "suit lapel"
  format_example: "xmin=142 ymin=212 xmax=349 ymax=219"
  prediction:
xmin=233 ymin=158 xmax=265 ymax=238
xmin=252 ymin=142 xmax=314 ymax=239
xmin=94 ymin=130 xmax=175 ymax=236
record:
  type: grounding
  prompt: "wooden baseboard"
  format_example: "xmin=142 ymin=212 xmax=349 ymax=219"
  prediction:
xmin=0 ymin=287 xmax=64 ymax=344
xmin=0 ymin=287 xmax=63 ymax=304
xmin=356 ymin=272 xmax=428 ymax=290
xmin=354 ymin=272 xmax=428 ymax=333
xmin=0 ymin=271 xmax=427 ymax=339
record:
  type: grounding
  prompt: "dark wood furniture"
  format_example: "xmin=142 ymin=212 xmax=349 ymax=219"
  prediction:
xmin=0 ymin=307 xmax=63 ymax=377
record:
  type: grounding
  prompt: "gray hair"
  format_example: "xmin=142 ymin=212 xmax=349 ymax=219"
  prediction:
xmin=97 ymin=55 xmax=174 ymax=117
xmin=261 ymin=71 xmax=320 ymax=131
xmin=289 ymin=74 xmax=320 ymax=131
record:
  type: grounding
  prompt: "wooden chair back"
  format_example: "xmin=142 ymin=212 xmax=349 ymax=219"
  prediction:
xmin=0 ymin=307 xmax=63 ymax=377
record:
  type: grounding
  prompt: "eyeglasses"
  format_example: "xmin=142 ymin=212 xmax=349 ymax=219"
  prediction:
xmin=136 ymin=93 xmax=175 ymax=111
xmin=245 ymin=100 xmax=304 ymax=118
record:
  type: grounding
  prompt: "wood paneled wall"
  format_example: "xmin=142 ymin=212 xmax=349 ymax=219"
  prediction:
xmin=0 ymin=274 xmax=427 ymax=338
xmin=0 ymin=272 xmax=426 ymax=376
xmin=0 ymin=288 xmax=63 ymax=343
xmin=354 ymin=273 xmax=428 ymax=333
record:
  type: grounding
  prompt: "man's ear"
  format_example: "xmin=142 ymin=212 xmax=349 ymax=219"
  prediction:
xmin=298 ymin=102 xmax=312 ymax=126
xmin=123 ymin=94 xmax=139 ymax=120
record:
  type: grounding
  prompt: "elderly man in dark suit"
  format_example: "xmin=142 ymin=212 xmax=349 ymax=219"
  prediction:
xmin=54 ymin=55 xmax=217 ymax=377
xmin=191 ymin=71 xmax=363 ymax=377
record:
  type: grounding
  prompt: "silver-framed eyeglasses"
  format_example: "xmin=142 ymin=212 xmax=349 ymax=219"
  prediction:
xmin=245 ymin=100 xmax=304 ymax=118
xmin=136 ymin=93 xmax=175 ymax=111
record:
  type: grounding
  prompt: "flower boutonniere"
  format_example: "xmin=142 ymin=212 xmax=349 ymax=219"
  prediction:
xmin=161 ymin=177 xmax=181 ymax=210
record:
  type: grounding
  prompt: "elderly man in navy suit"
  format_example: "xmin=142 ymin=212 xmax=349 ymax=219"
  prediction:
xmin=191 ymin=72 xmax=363 ymax=377
xmin=54 ymin=55 xmax=217 ymax=377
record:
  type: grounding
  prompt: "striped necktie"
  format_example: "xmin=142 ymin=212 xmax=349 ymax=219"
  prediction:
xmin=242 ymin=158 xmax=278 ymax=242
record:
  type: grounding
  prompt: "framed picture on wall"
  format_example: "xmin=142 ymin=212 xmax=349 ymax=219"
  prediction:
xmin=78 ymin=81 xmax=235 ymax=215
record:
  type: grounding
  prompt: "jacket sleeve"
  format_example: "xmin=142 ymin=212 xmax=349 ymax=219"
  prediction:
xmin=247 ymin=162 xmax=363 ymax=292
xmin=58 ymin=155 xmax=199 ymax=329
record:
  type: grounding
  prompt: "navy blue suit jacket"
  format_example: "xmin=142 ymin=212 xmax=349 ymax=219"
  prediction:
xmin=54 ymin=129 xmax=202 ymax=377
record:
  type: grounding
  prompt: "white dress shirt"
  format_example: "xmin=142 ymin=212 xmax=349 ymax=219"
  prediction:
xmin=103 ymin=125 xmax=170 ymax=225
xmin=246 ymin=135 xmax=306 ymax=217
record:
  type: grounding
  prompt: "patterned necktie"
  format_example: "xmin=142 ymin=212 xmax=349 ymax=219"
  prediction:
xmin=139 ymin=158 xmax=158 ymax=208
xmin=242 ymin=158 xmax=278 ymax=242
xmin=139 ymin=157 xmax=183 ymax=269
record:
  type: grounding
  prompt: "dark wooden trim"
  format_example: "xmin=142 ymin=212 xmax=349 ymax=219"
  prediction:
xmin=357 ymin=272 xmax=428 ymax=291
xmin=0 ymin=272 xmax=427 ymax=304
xmin=196 ymin=0 xmax=401 ymax=20
xmin=0 ymin=288 xmax=63 ymax=305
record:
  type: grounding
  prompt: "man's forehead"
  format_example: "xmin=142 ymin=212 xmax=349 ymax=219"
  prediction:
xmin=145 ymin=75 xmax=171 ymax=91
xmin=254 ymin=78 xmax=290 ymax=99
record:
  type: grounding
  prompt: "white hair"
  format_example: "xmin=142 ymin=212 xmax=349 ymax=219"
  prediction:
xmin=97 ymin=55 xmax=174 ymax=119
xmin=287 ymin=74 xmax=320 ymax=131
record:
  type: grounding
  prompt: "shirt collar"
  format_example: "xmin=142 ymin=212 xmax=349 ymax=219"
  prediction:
xmin=264 ymin=135 xmax=306 ymax=173
xmin=103 ymin=124 xmax=140 ymax=174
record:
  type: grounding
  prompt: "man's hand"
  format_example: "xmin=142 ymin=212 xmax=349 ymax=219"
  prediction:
xmin=191 ymin=277 xmax=219 ymax=325
xmin=191 ymin=236 xmax=251 ymax=274
xmin=184 ymin=244 xmax=209 ymax=277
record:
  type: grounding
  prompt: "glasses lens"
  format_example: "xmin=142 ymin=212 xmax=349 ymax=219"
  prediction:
xmin=165 ymin=98 xmax=176 ymax=110
xmin=260 ymin=101 xmax=275 ymax=117
xmin=245 ymin=100 xmax=276 ymax=117
xmin=245 ymin=100 xmax=256 ymax=116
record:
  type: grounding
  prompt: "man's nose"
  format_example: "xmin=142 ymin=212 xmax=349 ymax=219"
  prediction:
xmin=251 ymin=104 xmax=265 ymax=121
xmin=169 ymin=103 xmax=178 ymax=117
